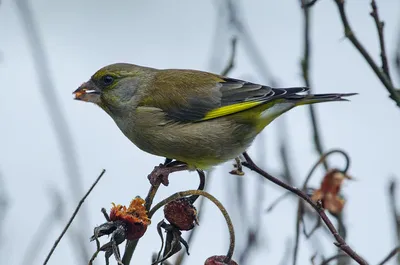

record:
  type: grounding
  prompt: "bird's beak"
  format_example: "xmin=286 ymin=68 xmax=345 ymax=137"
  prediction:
xmin=73 ymin=81 xmax=101 ymax=104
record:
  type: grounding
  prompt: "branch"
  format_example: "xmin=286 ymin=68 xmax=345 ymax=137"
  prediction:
xmin=21 ymin=188 xmax=64 ymax=265
xmin=242 ymin=152 xmax=367 ymax=265
xmin=0 ymin=169 xmax=9 ymax=252
xmin=388 ymin=179 xmax=400 ymax=264
xmin=320 ymin=254 xmax=349 ymax=265
xmin=301 ymin=0 xmax=329 ymax=171
xmin=377 ymin=246 xmax=400 ymax=265
xmin=220 ymin=38 xmax=238 ymax=76
xmin=15 ymin=0 xmax=90 ymax=261
xmin=332 ymin=0 xmax=400 ymax=108
xmin=43 ymin=169 xmax=106 ymax=265
xmin=122 ymin=163 xmax=198 ymax=264
xmin=292 ymin=149 xmax=350 ymax=265
xmin=370 ymin=0 xmax=391 ymax=82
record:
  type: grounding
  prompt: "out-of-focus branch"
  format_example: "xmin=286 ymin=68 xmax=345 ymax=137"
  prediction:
xmin=220 ymin=38 xmax=238 ymax=76
xmin=278 ymin=238 xmax=292 ymax=265
xmin=0 ymin=170 xmax=9 ymax=251
xmin=14 ymin=0 xmax=90 ymax=262
xmin=278 ymin=119 xmax=295 ymax=185
xmin=301 ymin=0 xmax=329 ymax=171
xmin=21 ymin=188 xmax=64 ymax=265
xmin=332 ymin=0 xmax=400 ymax=108
xmin=43 ymin=169 xmax=106 ymax=265
xmin=242 ymin=152 xmax=367 ymax=265
xmin=395 ymin=31 xmax=400 ymax=82
xmin=377 ymin=246 xmax=400 ymax=265
xmin=226 ymin=0 xmax=278 ymax=86
xmin=389 ymin=179 xmax=400 ymax=264
xmin=320 ymin=254 xmax=348 ymax=265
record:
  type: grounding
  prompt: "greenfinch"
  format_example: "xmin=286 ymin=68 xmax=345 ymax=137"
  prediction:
xmin=73 ymin=63 xmax=355 ymax=169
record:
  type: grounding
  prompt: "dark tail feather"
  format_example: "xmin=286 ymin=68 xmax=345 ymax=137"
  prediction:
xmin=287 ymin=92 xmax=358 ymax=105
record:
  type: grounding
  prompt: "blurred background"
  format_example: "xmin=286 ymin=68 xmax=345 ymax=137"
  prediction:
xmin=1 ymin=0 xmax=400 ymax=264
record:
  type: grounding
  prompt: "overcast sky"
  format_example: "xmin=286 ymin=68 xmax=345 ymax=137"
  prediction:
xmin=1 ymin=0 xmax=400 ymax=265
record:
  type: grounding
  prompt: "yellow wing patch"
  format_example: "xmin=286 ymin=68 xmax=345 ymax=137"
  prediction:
xmin=202 ymin=101 xmax=263 ymax=121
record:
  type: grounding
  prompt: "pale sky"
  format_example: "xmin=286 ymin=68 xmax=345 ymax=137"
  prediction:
xmin=1 ymin=0 xmax=400 ymax=265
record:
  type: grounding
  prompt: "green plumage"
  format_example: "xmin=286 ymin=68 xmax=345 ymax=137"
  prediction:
xmin=74 ymin=63 xmax=356 ymax=169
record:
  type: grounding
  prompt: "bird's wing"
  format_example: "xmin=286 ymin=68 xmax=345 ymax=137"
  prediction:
xmin=139 ymin=69 xmax=308 ymax=122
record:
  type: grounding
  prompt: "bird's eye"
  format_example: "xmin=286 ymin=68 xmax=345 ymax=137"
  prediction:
xmin=101 ymin=75 xmax=114 ymax=86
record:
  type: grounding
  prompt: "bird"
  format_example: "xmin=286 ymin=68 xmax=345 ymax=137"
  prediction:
xmin=73 ymin=63 xmax=355 ymax=170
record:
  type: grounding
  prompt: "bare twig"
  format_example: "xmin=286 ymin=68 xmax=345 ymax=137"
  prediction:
xmin=370 ymin=0 xmax=392 ymax=82
xmin=15 ymin=0 xmax=90 ymax=262
xmin=149 ymin=189 xmax=235 ymax=263
xmin=242 ymin=152 xmax=367 ymax=265
xmin=376 ymin=246 xmax=400 ymax=265
xmin=43 ymin=169 xmax=106 ymax=265
xmin=332 ymin=0 xmax=400 ymax=107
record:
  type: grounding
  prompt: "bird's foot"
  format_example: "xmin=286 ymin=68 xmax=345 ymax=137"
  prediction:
xmin=147 ymin=159 xmax=188 ymax=186
xmin=229 ymin=157 xmax=245 ymax=176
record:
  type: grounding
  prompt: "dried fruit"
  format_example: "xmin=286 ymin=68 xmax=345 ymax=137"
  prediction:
xmin=109 ymin=197 xmax=151 ymax=240
xmin=164 ymin=198 xmax=198 ymax=231
xmin=311 ymin=169 xmax=351 ymax=214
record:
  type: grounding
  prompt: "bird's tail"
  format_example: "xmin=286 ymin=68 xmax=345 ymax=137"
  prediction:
xmin=290 ymin=92 xmax=358 ymax=106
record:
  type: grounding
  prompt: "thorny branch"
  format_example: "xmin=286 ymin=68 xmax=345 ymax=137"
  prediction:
xmin=43 ymin=169 xmax=106 ymax=265
xmin=241 ymin=152 xmax=368 ymax=265
xmin=332 ymin=0 xmax=400 ymax=107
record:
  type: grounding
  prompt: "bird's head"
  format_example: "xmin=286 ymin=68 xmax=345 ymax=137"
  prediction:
xmin=73 ymin=63 xmax=152 ymax=114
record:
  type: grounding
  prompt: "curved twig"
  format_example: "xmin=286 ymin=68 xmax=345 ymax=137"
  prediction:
xmin=149 ymin=190 xmax=235 ymax=263
xmin=187 ymin=170 xmax=206 ymax=204
xmin=302 ymin=149 xmax=350 ymax=190
xmin=242 ymin=152 xmax=367 ymax=265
